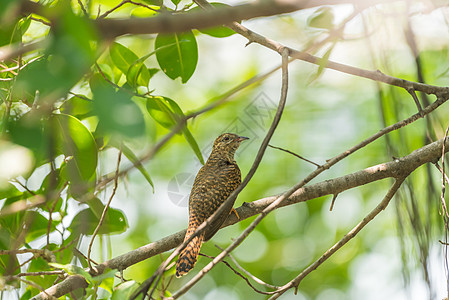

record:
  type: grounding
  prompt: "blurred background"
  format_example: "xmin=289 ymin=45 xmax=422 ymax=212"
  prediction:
xmin=1 ymin=0 xmax=449 ymax=299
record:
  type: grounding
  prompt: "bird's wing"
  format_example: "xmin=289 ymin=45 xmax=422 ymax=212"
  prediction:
xmin=203 ymin=164 xmax=241 ymax=241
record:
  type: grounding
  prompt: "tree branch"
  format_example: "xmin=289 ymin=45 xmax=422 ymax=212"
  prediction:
xmin=32 ymin=135 xmax=449 ymax=300
xmin=18 ymin=0 xmax=395 ymax=38
xmin=269 ymin=177 xmax=407 ymax=299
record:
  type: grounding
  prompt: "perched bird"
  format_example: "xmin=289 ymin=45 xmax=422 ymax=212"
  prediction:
xmin=175 ymin=133 xmax=248 ymax=277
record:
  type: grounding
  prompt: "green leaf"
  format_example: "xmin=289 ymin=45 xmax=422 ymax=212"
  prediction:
xmin=0 ymin=227 xmax=19 ymax=276
xmin=109 ymin=140 xmax=154 ymax=190
xmin=181 ymin=127 xmax=204 ymax=164
xmin=110 ymin=42 xmax=139 ymax=75
xmin=92 ymin=268 xmax=117 ymax=285
xmin=49 ymin=263 xmax=93 ymax=284
xmin=309 ymin=43 xmax=335 ymax=83
xmin=69 ymin=206 xmax=128 ymax=236
xmin=26 ymin=211 xmax=57 ymax=243
xmin=111 ymin=42 xmax=167 ymax=88
xmin=155 ymin=31 xmax=198 ymax=83
xmin=146 ymin=96 xmax=178 ymax=129
xmin=126 ymin=59 xmax=151 ymax=88
xmin=87 ymin=197 xmax=106 ymax=219
xmin=53 ymin=114 xmax=98 ymax=181
xmin=170 ymin=0 xmax=181 ymax=6
xmin=112 ymin=281 xmax=140 ymax=300
xmin=27 ymin=256 xmax=57 ymax=292
xmin=8 ymin=112 xmax=48 ymax=164
xmin=100 ymin=276 xmax=115 ymax=294
xmin=60 ymin=96 xmax=93 ymax=119
xmin=10 ymin=16 xmax=31 ymax=44
xmin=0 ymin=182 xmax=22 ymax=200
xmin=13 ymin=9 xmax=96 ymax=101
xmin=190 ymin=3 xmax=236 ymax=38
xmin=20 ymin=290 xmax=32 ymax=300
xmin=307 ymin=6 xmax=334 ymax=30
xmin=91 ymin=83 xmax=146 ymax=137
xmin=146 ymin=96 xmax=204 ymax=164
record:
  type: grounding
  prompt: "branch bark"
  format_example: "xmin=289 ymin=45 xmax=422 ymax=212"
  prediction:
xmin=17 ymin=0 xmax=396 ymax=38
xmin=32 ymin=135 xmax=449 ymax=300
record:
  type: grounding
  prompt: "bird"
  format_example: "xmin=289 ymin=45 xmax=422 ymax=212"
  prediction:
xmin=175 ymin=133 xmax=248 ymax=277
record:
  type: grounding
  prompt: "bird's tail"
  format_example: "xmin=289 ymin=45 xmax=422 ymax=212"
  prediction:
xmin=176 ymin=226 xmax=205 ymax=277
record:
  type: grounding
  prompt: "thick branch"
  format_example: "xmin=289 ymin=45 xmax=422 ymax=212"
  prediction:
xmin=18 ymin=0 xmax=395 ymax=38
xmin=32 ymin=136 xmax=449 ymax=300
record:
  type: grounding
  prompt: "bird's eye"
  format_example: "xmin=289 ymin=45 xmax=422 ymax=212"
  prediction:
xmin=223 ymin=136 xmax=230 ymax=141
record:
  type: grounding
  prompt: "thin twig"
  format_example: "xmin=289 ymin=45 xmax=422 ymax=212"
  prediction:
xmin=439 ymin=126 xmax=449 ymax=219
xmin=77 ymin=0 xmax=89 ymax=16
xmin=0 ymin=249 xmax=46 ymax=255
xmin=199 ymin=253 xmax=275 ymax=295
xmin=268 ymin=177 xmax=407 ymax=299
xmin=98 ymin=0 xmax=159 ymax=19
xmin=268 ymin=144 xmax=321 ymax=167
xmin=87 ymin=147 xmax=123 ymax=270
xmin=74 ymin=248 xmax=100 ymax=267
xmin=17 ymin=271 xmax=65 ymax=277
xmin=29 ymin=16 xmax=51 ymax=26
xmin=5 ymin=276 xmax=59 ymax=300
xmin=215 ymin=245 xmax=279 ymax=290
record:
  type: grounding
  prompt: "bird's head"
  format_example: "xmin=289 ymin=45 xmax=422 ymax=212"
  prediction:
xmin=211 ymin=133 xmax=249 ymax=162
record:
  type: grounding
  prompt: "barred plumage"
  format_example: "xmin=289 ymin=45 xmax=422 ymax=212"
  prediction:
xmin=175 ymin=133 xmax=248 ymax=277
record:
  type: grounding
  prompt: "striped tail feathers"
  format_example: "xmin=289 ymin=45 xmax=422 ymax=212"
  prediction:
xmin=175 ymin=226 xmax=205 ymax=277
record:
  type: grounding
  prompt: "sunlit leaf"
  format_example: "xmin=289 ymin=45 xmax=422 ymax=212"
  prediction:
xmin=69 ymin=206 xmax=128 ymax=236
xmin=146 ymin=96 xmax=178 ymax=128
xmin=60 ymin=96 xmax=93 ymax=119
xmin=146 ymin=96 xmax=204 ymax=164
xmin=111 ymin=281 xmax=140 ymax=300
xmin=127 ymin=59 xmax=151 ymax=88
xmin=0 ymin=182 xmax=22 ymax=200
xmin=155 ymin=31 xmax=198 ymax=83
xmin=307 ymin=6 xmax=334 ymax=30
xmin=110 ymin=42 xmax=139 ymax=75
xmin=19 ymin=290 xmax=32 ymax=300
xmin=93 ymin=268 xmax=117 ymax=285
xmin=49 ymin=262 xmax=93 ymax=284
xmin=309 ymin=43 xmax=335 ymax=82
xmin=53 ymin=114 xmax=97 ymax=181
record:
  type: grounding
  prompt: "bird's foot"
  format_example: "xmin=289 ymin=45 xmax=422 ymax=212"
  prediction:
xmin=230 ymin=207 xmax=239 ymax=219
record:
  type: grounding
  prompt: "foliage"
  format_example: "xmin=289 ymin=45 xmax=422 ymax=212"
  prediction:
xmin=0 ymin=0 xmax=448 ymax=299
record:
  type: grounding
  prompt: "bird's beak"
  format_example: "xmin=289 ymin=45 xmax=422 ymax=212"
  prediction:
xmin=237 ymin=136 xmax=249 ymax=142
